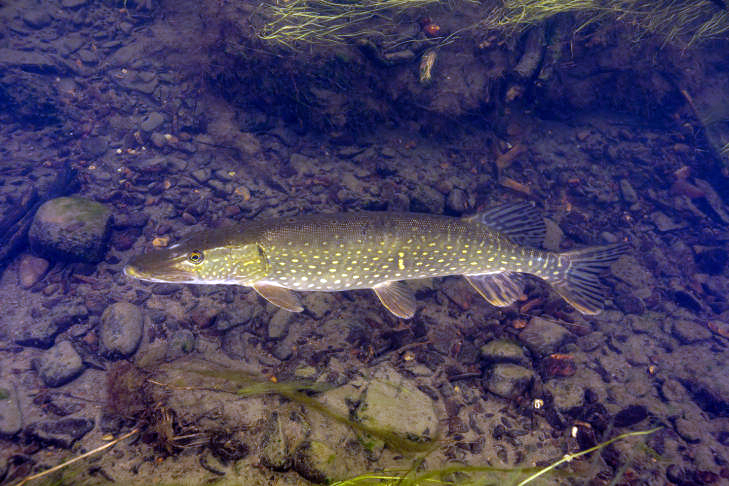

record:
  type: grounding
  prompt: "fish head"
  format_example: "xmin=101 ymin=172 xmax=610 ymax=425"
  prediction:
xmin=124 ymin=228 xmax=269 ymax=285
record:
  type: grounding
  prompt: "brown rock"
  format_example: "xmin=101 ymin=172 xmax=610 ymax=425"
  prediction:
xmin=18 ymin=254 xmax=49 ymax=288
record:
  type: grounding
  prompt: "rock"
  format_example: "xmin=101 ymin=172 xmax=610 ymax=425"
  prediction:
xmin=674 ymin=417 xmax=701 ymax=443
xmin=294 ymin=365 xmax=318 ymax=379
xmin=28 ymin=197 xmax=112 ymax=263
xmin=0 ymin=48 xmax=57 ymax=73
xmin=23 ymin=10 xmax=52 ymax=29
xmin=695 ymin=247 xmax=727 ymax=275
xmin=611 ymin=256 xmax=655 ymax=290
xmin=301 ymin=293 xmax=336 ymax=320
xmin=541 ymin=354 xmax=577 ymax=378
xmin=81 ymin=136 xmax=109 ymax=158
xmin=479 ymin=339 xmax=530 ymax=366
xmin=235 ymin=132 xmax=261 ymax=155
xmin=62 ymin=0 xmax=88 ymax=7
xmin=613 ymin=404 xmax=648 ymax=427
xmin=214 ymin=306 xmax=252 ymax=332
xmin=140 ymin=112 xmax=165 ymax=132
xmin=518 ymin=316 xmax=573 ymax=356
xmin=615 ymin=294 xmax=645 ymax=315
xmin=78 ymin=49 xmax=98 ymax=65
xmin=543 ymin=378 xmax=584 ymax=412
xmin=294 ymin=440 xmax=349 ymax=483
xmin=409 ymin=185 xmax=444 ymax=214
xmin=112 ymin=211 xmax=149 ymax=229
xmin=672 ymin=320 xmax=712 ymax=344
xmin=13 ymin=303 xmax=88 ymax=349
xmin=271 ymin=332 xmax=296 ymax=361
xmin=542 ymin=219 xmax=563 ymax=251
xmin=268 ymin=309 xmax=295 ymax=339
xmin=26 ymin=417 xmax=94 ymax=448
xmin=446 ymin=188 xmax=469 ymax=213
xmin=100 ymin=302 xmax=144 ymax=359
xmin=191 ymin=168 xmax=211 ymax=184
xmin=484 ymin=363 xmax=536 ymax=399
xmin=0 ymin=382 xmax=22 ymax=436
xmin=33 ymin=341 xmax=85 ymax=387
xmin=290 ymin=154 xmax=317 ymax=177
xmin=619 ymin=179 xmax=638 ymax=203
xmin=650 ymin=211 xmax=685 ymax=232
xmin=18 ymin=254 xmax=49 ymax=288
xmin=357 ymin=366 xmax=438 ymax=442
xmin=166 ymin=329 xmax=195 ymax=360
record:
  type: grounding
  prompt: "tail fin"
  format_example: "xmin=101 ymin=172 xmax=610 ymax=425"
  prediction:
xmin=547 ymin=243 xmax=629 ymax=315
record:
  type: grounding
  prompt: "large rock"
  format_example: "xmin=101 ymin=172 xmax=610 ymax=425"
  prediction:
xmin=100 ymin=302 xmax=144 ymax=359
xmin=33 ymin=341 xmax=85 ymax=387
xmin=28 ymin=196 xmax=111 ymax=263
xmin=357 ymin=366 xmax=438 ymax=442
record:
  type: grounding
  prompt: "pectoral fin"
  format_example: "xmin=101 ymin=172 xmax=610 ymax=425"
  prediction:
xmin=465 ymin=272 xmax=524 ymax=307
xmin=373 ymin=281 xmax=416 ymax=319
xmin=253 ymin=283 xmax=304 ymax=312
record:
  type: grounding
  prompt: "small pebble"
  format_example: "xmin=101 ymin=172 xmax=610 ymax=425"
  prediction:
xmin=18 ymin=254 xmax=50 ymax=289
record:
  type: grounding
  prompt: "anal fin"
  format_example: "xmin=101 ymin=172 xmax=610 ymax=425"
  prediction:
xmin=253 ymin=283 xmax=304 ymax=312
xmin=465 ymin=272 xmax=524 ymax=307
xmin=373 ymin=281 xmax=416 ymax=319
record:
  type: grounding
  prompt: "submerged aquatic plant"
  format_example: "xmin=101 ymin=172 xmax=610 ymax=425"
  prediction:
xmin=486 ymin=0 xmax=729 ymax=46
xmin=257 ymin=0 xmax=445 ymax=46
xmin=189 ymin=366 xmax=435 ymax=453
xmin=257 ymin=0 xmax=729 ymax=48
xmin=330 ymin=427 xmax=663 ymax=486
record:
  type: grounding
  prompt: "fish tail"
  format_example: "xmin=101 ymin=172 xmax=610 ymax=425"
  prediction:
xmin=545 ymin=243 xmax=629 ymax=315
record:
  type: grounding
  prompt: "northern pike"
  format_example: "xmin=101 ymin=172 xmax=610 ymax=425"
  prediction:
xmin=124 ymin=203 xmax=627 ymax=318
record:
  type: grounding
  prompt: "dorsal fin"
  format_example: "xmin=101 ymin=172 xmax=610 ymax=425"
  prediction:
xmin=466 ymin=202 xmax=545 ymax=247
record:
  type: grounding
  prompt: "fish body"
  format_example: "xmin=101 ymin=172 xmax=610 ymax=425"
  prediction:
xmin=125 ymin=204 xmax=627 ymax=317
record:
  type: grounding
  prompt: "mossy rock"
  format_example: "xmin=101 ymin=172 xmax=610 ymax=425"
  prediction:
xmin=29 ymin=196 xmax=112 ymax=263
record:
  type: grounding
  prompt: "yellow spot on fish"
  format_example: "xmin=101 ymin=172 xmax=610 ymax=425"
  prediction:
xmin=397 ymin=252 xmax=405 ymax=270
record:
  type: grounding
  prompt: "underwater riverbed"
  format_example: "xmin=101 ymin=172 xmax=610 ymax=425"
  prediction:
xmin=1 ymin=0 xmax=729 ymax=485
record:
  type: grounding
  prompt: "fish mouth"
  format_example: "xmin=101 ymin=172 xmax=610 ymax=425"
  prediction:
xmin=124 ymin=254 xmax=196 ymax=283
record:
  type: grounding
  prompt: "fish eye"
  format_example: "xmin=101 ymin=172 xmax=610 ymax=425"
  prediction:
xmin=188 ymin=250 xmax=204 ymax=264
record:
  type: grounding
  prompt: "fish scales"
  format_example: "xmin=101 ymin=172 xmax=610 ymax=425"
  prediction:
xmin=125 ymin=204 xmax=628 ymax=318
xmin=261 ymin=212 xmax=544 ymax=291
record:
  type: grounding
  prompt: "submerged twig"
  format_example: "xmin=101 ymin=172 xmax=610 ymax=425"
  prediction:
xmin=13 ymin=428 xmax=139 ymax=486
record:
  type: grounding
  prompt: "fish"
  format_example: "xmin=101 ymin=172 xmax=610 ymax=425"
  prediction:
xmin=124 ymin=203 xmax=628 ymax=318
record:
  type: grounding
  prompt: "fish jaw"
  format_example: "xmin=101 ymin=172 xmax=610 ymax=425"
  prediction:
xmin=124 ymin=251 xmax=201 ymax=283
xmin=124 ymin=242 xmax=270 ymax=285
